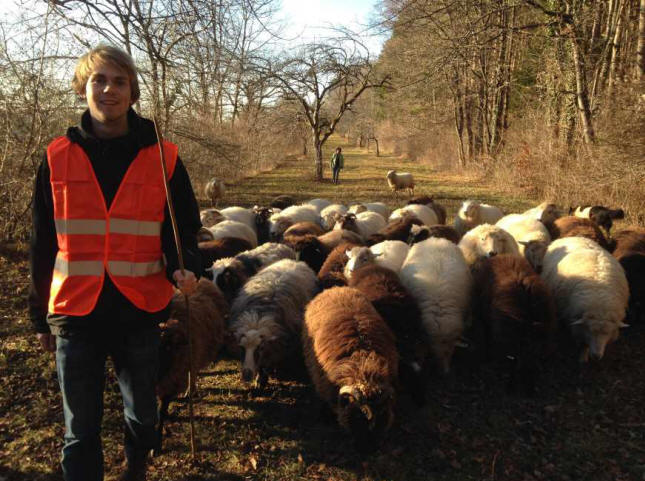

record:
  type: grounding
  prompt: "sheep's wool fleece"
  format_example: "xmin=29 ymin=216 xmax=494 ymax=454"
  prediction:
xmin=541 ymin=237 xmax=628 ymax=331
xmin=399 ymin=238 xmax=471 ymax=368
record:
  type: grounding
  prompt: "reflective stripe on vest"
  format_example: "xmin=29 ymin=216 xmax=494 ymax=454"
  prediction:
xmin=47 ymin=136 xmax=178 ymax=315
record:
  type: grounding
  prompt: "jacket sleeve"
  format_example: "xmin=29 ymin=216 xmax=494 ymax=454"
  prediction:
xmin=28 ymin=153 xmax=58 ymax=334
xmin=161 ymin=156 xmax=202 ymax=282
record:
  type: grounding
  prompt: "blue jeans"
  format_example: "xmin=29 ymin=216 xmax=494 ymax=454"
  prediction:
xmin=56 ymin=327 xmax=160 ymax=481
xmin=332 ymin=167 xmax=341 ymax=183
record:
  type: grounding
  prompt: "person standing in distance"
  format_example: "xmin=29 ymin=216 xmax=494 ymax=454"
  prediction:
xmin=330 ymin=146 xmax=344 ymax=184
xmin=28 ymin=44 xmax=202 ymax=481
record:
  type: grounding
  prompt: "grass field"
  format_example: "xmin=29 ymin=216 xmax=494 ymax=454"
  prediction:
xmin=1 ymin=138 xmax=643 ymax=481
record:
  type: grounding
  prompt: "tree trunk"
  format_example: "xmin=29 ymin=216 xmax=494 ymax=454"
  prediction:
xmin=314 ymin=137 xmax=323 ymax=181
xmin=570 ymin=31 xmax=596 ymax=144
xmin=607 ymin=0 xmax=626 ymax=99
xmin=638 ymin=0 xmax=645 ymax=78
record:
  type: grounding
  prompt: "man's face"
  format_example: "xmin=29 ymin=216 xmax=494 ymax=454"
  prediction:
xmin=84 ymin=61 xmax=132 ymax=124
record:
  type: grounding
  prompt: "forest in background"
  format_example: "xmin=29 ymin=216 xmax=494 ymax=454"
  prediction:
xmin=0 ymin=0 xmax=643 ymax=243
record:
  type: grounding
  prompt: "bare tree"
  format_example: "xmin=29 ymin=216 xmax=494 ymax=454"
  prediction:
xmin=266 ymin=37 xmax=389 ymax=180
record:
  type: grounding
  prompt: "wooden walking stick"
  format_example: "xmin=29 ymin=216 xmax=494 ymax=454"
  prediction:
xmin=153 ymin=115 xmax=197 ymax=460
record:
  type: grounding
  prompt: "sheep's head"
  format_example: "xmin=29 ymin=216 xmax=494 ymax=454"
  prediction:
xmin=572 ymin=317 xmax=628 ymax=362
xmin=235 ymin=312 xmax=284 ymax=387
xmin=269 ymin=217 xmax=293 ymax=241
xmin=200 ymin=209 xmax=224 ymax=229
xmin=463 ymin=201 xmax=481 ymax=221
xmin=253 ymin=206 xmax=274 ymax=227
xmin=408 ymin=224 xmax=430 ymax=245
xmin=473 ymin=225 xmax=516 ymax=259
xmin=196 ymin=226 xmax=215 ymax=242
xmin=385 ymin=170 xmax=396 ymax=181
xmin=349 ymin=204 xmax=367 ymax=214
xmin=344 ymin=246 xmax=378 ymax=279
xmin=539 ymin=203 xmax=561 ymax=225
xmin=322 ymin=211 xmax=342 ymax=230
xmin=337 ymin=382 xmax=396 ymax=454
xmin=589 ymin=206 xmax=624 ymax=236
xmin=297 ymin=237 xmax=327 ymax=273
xmin=519 ymin=240 xmax=548 ymax=273
xmin=335 ymin=213 xmax=358 ymax=233
xmin=215 ymin=262 xmax=249 ymax=301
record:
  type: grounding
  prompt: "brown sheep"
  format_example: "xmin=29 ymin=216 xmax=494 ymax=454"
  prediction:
xmin=317 ymin=241 xmax=362 ymax=289
xmin=198 ymin=237 xmax=253 ymax=276
xmin=407 ymin=196 xmax=447 ymax=224
xmin=283 ymin=230 xmax=364 ymax=274
xmin=156 ymin=279 xmax=229 ymax=452
xmin=407 ymin=224 xmax=461 ymax=245
xmin=470 ymin=255 xmax=557 ymax=394
xmin=270 ymin=194 xmax=295 ymax=210
xmin=348 ymin=264 xmax=430 ymax=405
xmin=611 ymin=228 xmax=645 ymax=259
xmin=612 ymin=228 xmax=645 ymax=324
xmin=303 ymin=287 xmax=398 ymax=453
xmin=547 ymin=216 xmax=610 ymax=250
xmin=366 ymin=213 xmax=422 ymax=246
xmin=283 ymin=221 xmax=325 ymax=239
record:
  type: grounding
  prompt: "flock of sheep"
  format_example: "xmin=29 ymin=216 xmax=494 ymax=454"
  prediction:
xmin=157 ymin=186 xmax=643 ymax=453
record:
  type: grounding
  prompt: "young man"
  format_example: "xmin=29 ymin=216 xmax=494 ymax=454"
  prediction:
xmin=330 ymin=146 xmax=344 ymax=184
xmin=29 ymin=45 xmax=202 ymax=481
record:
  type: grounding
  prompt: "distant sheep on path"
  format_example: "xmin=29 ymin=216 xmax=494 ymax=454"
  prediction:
xmin=386 ymin=170 xmax=415 ymax=196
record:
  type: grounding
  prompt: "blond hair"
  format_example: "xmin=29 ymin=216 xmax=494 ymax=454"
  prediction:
xmin=72 ymin=44 xmax=140 ymax=102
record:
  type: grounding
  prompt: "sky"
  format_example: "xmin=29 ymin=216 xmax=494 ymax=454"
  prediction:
xmin=279 ymin=0 xmax=386 ymax=55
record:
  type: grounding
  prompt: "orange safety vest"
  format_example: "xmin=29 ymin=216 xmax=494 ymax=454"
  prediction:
xmin=47 ymin=136 xmax=178 ymax=316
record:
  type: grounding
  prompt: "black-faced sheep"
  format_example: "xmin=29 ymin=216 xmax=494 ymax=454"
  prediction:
xmin=348 ymin=265 xmax=430 ymax=405
xmin=547 ymin=216 xmax=610 ymax=251
xmin=454 ymin=200 xmax=504 ymax=236
xmin=303 ymin=287 xmax=398 ymax=453
xmin=407 ymin=224 xmax=461 ymax=245
xmin=156 ymin=279 xmax=229 ymax=452
xmin=386 ymin=170 xmax=415 ymax=196
xmin=407 ymin=196 xmax=447 ymax=225
xmin=469 ymin=254 xmax=557 ymax=394
xmin=399 ymin=237 xmax=472 ymax=373
xmin=571 ymin=205 xmax=625 ymax=237
xmin=229 ymin=259 xmax=318 ymax=387
xmin=541 ymin=236 xmax=629 ymax=361
xmin=204 ymin=178 xmax=225 ymax=207
xmin=366 ymin=213 xmax=422 ymax=246
xmin=458 ymin=224 xmax=520 ymax=267
xmin=284 ymin=230 xmax=365 ymax=274
xmin=317 ymin=241 xmax=362 ymax=289
xmin=252 ymin=206 xmax=274 ymax=245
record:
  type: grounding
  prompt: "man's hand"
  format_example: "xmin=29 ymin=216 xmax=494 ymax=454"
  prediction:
xmin=37 ymin=333 xmax=56 ymax=352
xmin=172 ymin=269 xmax=197 ymax=296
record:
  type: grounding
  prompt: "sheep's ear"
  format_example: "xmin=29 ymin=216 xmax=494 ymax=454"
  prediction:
xmin=518 ymin=240 xmax=529 ymax=246
xmin=618 ymin=322 xmax=630 ymax=328
xmin=345 ymin=249 xmax=353 ymax=258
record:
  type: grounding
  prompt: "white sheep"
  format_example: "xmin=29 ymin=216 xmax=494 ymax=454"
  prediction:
xmin=386 ymin=170 xmax=415 ymax=196
xmin=200 ymin=208 xmax=225 ymax=228
xmin=333 ymin=211 xmax=387 ymax=239
xmin=220 ymin=206 xmax=256 ymax=232
xmin=496 ymin=214 xmax=551 ymax=271
xmin=304 ymin=198 xmax=333 ymax=213
xmin=343 ymin=240 xmax=410 ymax=279
xmin=348 ymin=202 xmax=390 ymax=220
xmin=399 ymin=237 xmax=472 ymax=373
xmin=209 ymin=220 xmax=258 ymax=248
xmin=522 ymin=202 xmax=561 ymax=225
xmin=458 ymin=224 xmax=519 ymax=266
xmin=320 ymin=203 xmax=348 ymax=230
xmin=541 ymin=236 xmax=629 ymax=361
xmin=269 ymin=204 xmax=321 ymax=241
xmin=454 ymin=200 xmax=504 ymax=236
xmin=389 ymin=204 xmax=438 ymax=226
xmin=204 ymin=178 xmax=225 ymax=207
xmin=229 ymin=259 xmax=319 ymax=386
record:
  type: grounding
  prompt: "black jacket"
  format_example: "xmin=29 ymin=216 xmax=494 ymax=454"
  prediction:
xmin=29 ymin=108 xmax=202 ymax=335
